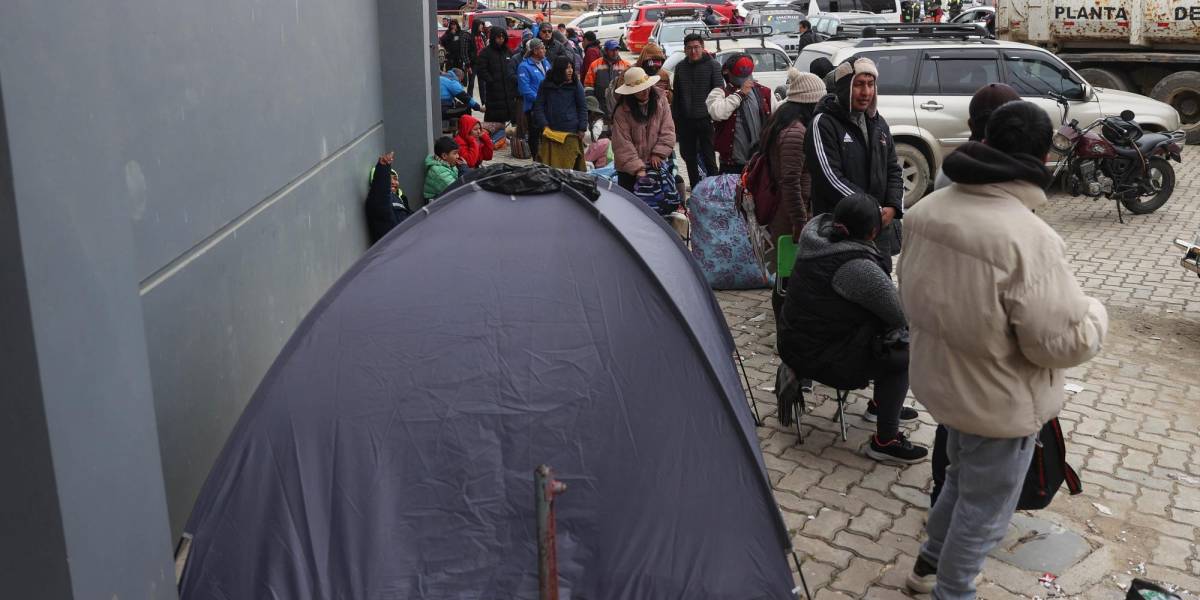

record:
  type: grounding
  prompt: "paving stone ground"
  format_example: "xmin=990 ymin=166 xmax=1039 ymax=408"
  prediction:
xmin=720 ymin=147 xmax=1200 ymax=599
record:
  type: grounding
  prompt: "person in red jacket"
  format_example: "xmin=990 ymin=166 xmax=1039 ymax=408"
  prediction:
xmin=455 ymin=114 xmax=494 ymax=169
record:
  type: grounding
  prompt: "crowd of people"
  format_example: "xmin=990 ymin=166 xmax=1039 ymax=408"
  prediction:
xmin=361 ymin=15 xmax=1113 ymax=599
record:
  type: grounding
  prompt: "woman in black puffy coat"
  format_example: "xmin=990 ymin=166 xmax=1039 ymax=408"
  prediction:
xmin=440 ymin=20 xmax=475 ymax=76
xmin=475 ymin=27 xmax=519 ymax=124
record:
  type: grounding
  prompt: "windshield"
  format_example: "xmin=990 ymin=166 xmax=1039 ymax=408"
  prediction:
xmin=760 ymin=13 xmax=800 ymax=33
xmin=659 ymin=23 xmax=699 ymax=42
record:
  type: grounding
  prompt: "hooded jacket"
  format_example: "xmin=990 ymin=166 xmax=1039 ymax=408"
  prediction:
xmin=532 ymin=75 xmax=588 ymax=133
xmin=897 ymin=142 xmax=1108 ymax=438
xmin=476 ymin=39 xmax=519 ymax=123
xmin=364 ymin=161 xmax=411 ymax=244
xmin=611 ymin=87 xmax=676 ymax=176
xmin=672 ymin=52 xmax=724 ymax=121
xmin=455 ymin=115 xmax=494 ymax=168
xmin=440 ymin=28 xmax=475 ymax=70
xmin=778 ymin=213 xmax=903 ymax=389
xmin=805 ymin=76 xmax=904 ymax=256
xmin=423 ymin=155 xmax=459 ymax=200
xmin=584 ymin=54 xmax=630 ymax=115
xmin=635 ymin=42 xmax=673 ymax=104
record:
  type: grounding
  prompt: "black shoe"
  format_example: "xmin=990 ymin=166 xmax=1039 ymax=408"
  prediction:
xmin=800 ymin=379 xmax=813 ymax=394
xmin=866 ymin=432 xmax=929 ymax=464
xmin=864 ymin=400 xmax=919 ymax=423
xmin=906 ymin=555 xmax=937 ymax=594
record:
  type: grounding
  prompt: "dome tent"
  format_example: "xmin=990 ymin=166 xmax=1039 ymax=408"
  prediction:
xmin=179 ymin=166 xmax=796 ymax=599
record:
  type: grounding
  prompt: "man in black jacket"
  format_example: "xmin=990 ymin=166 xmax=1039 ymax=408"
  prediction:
xmin=672 ymin=34 xmax=724 ymax=187
xmin=805 ymin=56 xmax=905 ymax=264
xmin=476 ymin=27 xmax=519 ymax=125
xmin=796 ymin=20 xmax=819 ymax=51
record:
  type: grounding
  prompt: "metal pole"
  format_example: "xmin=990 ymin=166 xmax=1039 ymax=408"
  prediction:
xmin=536 ymin=465 xmax=568 ymax=600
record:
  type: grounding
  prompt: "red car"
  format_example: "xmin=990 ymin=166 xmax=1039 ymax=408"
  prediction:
xmin=467 ymin=11 xmax=536 ymax=52
xmin=625 ymin=2 xmax=711 ymax=53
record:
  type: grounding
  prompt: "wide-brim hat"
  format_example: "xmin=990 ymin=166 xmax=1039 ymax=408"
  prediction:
xmin=616 ymin=67 xmax=661 ymax=95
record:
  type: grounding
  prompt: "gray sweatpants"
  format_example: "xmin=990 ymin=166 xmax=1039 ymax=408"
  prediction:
xmin=920 ymin=427 xmax=1036 ymax=600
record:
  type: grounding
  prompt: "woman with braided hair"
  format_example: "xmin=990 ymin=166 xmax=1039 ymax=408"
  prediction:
xmin=777 ymin=193 xmax=929 ymax=464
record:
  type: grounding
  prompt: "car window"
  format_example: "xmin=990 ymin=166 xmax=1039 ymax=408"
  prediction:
xmin=599 ymin=14 xmax=624 ymax=25
xmin=579 ymin=16 xmax=599 ymax=28
xmin=761 ymin=13 xmax=801 ymax=33
xmin=796 ymin=47 xmax=833 ymax=72
xmin=1003 ymin=50 xmax=1086 ymax=99
xmin=916 ymin=51 xmax=1001 ymax=95
xmin=859 ymin=0 xmax=897 ymax=12
xmin=858 ymin=48 xmax=919 ymax=94
xmin=642 ymin=8 xmax=667 ymax=21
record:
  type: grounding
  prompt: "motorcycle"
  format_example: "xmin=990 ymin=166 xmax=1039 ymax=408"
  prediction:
xmin=1048 ymin=92 xmax=1185 ymax=222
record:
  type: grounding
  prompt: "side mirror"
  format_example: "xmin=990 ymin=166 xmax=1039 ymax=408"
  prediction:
xmin=1120 ymin=109 xmax=1136 ymax=121
xmin=775 ymin=85 xmax=787 ymax=101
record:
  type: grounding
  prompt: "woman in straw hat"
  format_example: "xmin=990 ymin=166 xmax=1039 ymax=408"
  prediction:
xmin=611 ymin=67 xmax=677 ymax=194
xmin=761 ymin=68 xmax=827 ymax=247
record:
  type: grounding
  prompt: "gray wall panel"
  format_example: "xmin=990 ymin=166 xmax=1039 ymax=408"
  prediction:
xmin=141 ymin=126 xmax=382 ymax=536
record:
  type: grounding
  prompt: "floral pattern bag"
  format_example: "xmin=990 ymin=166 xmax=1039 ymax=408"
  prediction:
xmin=688 ymin=174 xmax=770 ymax=290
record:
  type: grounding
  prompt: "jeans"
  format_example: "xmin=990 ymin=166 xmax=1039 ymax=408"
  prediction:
xmin=921 ymin=428 xmax=1036 ymax=600
xmin=676 ymin=117 xmax=716 ymax=188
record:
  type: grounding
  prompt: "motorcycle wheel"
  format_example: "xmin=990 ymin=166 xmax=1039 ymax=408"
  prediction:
xmin=1120 ymin=156 xmax=1175 ymax=214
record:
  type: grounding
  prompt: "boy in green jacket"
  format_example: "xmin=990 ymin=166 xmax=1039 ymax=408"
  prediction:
xmin=423 ymin=136 xmax=461 ymax=200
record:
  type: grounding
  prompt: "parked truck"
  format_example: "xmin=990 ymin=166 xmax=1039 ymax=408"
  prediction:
xmin=997 ymin=0 xmax=1200 ymax=141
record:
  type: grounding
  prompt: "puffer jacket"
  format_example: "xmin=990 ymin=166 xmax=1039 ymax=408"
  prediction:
xmin=455 ymin=114 xmax=494 ymax=168
xmin=476 ymin=41 xmax=519 ymax=123
xmin=532 ymin=78 xmax=588 ymax=133
xmin=897 ymin=142 xmax=1108 ymax=439
xmin=423 ymin=155 xmax=459 ymax=200
xmin=672 ymin=53 xmax=723 ymax=120
xmin=611 ymin=87 xmax=676 ymax=176
xmin=768 ymin=118 xmax=812 ymax=237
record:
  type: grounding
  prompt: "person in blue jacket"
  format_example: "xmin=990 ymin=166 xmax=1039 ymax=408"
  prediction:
xmin=517 ymin=39 xmax=551 ymax=160
xmin=439 ymin=68 xmax=481 ymax=122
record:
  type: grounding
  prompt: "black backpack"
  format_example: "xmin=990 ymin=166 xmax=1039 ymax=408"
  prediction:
xmin=1017 ymin=418 xmax=1083 ymax=510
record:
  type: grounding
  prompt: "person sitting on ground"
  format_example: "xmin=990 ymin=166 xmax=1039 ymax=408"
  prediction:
xmin=365 ymin=152 xmax=412 ymax=244
xmin=424 ymin=136 xmax=462 ymax=200
xmin=611 ymin=67 xmax=677 ymax=193
xmin=532 ymin=55 xmax=589 ymax=171
xmin=455 ymin=114 xmax=494 ymax=169
xmin=778 ymin=193 xmax=929 ymax=464
xmin=634 ymin=42 xmax=673 ymax=104
xmin=707 ymin=53 xmax=772 ymax=174
xmin=439 ymin=68 xmax=482 ymax=123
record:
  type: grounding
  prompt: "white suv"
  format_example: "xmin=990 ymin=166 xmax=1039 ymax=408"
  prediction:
xmin=566 ymin=9 xmax=634 ymax=44
xmin=794 ymin=25 xmax=1183 ymax=205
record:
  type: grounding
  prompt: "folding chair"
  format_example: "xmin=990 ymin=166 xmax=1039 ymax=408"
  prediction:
xmin=776 ymin=235 xmax=859 ymax=444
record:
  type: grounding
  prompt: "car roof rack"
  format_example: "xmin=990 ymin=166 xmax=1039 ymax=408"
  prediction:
xmin=685 ymin=24 xmax=776 ymax=50
xmin=856 ymin=23 xmax=993 ymax=45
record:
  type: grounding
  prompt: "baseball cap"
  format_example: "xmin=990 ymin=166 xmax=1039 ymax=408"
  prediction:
xmin=727 ymin=54 xmax=754 ymax=85
xmin=603 ymin=39 xmax=620 ymax=51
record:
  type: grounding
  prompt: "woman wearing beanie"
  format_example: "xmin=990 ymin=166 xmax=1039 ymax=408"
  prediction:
xmin=761 ymin=69 xmax=827 ymax=250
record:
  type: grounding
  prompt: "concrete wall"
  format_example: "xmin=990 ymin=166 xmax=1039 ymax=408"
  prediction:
xmin=0 ymin=0 xmax=437 ymax=593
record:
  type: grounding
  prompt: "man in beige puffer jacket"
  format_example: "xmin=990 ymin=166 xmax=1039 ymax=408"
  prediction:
xmin=898 ymin=101 xmax=1108 ymax=600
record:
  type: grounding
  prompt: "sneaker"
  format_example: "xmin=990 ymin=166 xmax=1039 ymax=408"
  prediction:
xmin=800 ymin=379 xmax=813 ymax=394
xmin=866 ymin=432 xmax=929 ymax=463
xmin=906 ymin=555 xmax=938 ymax=594
xmin=864 ymin=400 xmax=919 ymax=423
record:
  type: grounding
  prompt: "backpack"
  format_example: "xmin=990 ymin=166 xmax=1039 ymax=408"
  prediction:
xmin=1017 ymin=418 xmax=1083 ymax=510
xmin=631 ymin=161 xmax=681 ymax=216
xmin=740 ymin=150 xmax=780 ymax=224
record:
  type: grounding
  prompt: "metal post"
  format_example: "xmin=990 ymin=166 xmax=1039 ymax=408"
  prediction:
xmin=536 ymin=465 xmax=568 ymax=600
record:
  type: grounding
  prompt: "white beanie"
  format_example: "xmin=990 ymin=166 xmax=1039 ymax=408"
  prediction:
xmin=833 ymin=57 xmax=879 ymax=83
xmin=786 ymin=68 xmax=826 ymax=103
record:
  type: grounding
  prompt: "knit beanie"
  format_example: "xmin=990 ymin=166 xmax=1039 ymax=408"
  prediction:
xmin=968 ymin=83 xmax=1021 ymax=141
xmin=786 ymin=68 xmax=826 ymax=104
xmin=833 ymin=57 xmax=879 ymax=83
xmin=527 ymin=38 xmax=545 ymax=51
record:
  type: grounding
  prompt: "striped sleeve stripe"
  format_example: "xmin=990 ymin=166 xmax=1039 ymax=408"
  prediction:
xmin=811 ymin=113 xmax=856 ymax=198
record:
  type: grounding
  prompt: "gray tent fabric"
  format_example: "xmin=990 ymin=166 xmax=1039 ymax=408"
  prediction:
xmin=179 ymin=173 xmax=795 ymax=599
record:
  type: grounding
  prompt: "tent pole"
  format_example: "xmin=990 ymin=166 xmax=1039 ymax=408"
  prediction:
xmin=733 ymin=346 xmax=763 ymax=426
xmin=790 ymin=551 xmax=813 ymax=600
xmin=536 ymin=465 xmax=568 ymax=600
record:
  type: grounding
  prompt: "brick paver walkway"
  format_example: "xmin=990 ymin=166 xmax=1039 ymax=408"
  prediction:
xmin=722 ymin=148 xmax=1200 ymax=599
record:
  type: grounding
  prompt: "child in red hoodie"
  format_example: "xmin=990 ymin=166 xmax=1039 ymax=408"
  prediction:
xmin=455 ymin=114 xmax=494 ymax=169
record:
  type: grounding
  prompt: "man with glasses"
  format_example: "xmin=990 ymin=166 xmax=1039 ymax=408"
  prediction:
xmin=672 ymin=33 xmax=724 ymax=187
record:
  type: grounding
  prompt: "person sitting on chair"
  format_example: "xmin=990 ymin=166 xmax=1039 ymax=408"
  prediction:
xmin=777 ymin=193 xmax=929 ymax=464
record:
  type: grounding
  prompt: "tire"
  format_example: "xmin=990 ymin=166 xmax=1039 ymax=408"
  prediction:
xmin=1151 ymin=70 xmax=1200 ymax=144
xmin=896 ymin=142 xmax=931 ymax=208
xmin=1077 ymin=67 xmax=1131 ymax=92
xmin=1121 ymin=156 xmax=1175 ymax=214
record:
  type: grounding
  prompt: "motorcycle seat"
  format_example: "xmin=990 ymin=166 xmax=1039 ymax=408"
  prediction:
xmin=1137 ymin=132 xmax=1172 ymax=154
